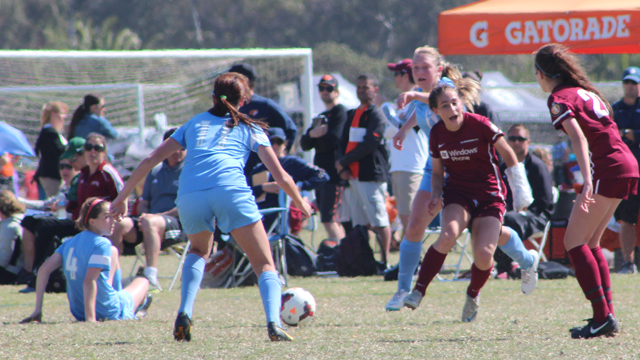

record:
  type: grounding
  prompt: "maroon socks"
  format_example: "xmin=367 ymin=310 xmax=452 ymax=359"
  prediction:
xmin=590 ymin=246 xmax=614 ymax=316
xmin=568 ymin=244 xmax=610 ymax=323
xmin=414 ymin=246 xmax=447 ymax=296
xmin=466 ymin=263 xmax=492 ymax=299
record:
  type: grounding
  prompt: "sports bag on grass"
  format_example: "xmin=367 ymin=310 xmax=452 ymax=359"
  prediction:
xmin=335 ymin=225 xmax=377 ymax=277
xmin=538 ymin=261 xmax=575 ymax=280
xmin=316 ymin=239 xmax=339 ymax=272
xmin=285 ymin=235 xmax=316 ymax=277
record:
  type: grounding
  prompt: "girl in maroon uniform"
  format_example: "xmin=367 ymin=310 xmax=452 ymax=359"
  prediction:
xmin=402 ymin=84 xmax=533 ymax=322
xmin=535 ymin=44 xmax=639 ymax=339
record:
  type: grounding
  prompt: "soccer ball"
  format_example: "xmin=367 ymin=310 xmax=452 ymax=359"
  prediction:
xmin=280 ymin=287 xmax=316 ymax=326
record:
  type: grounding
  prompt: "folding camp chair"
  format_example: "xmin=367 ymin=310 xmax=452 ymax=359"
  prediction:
xmin=421 ymin=228 xmax=472 ymax=282
xmin=525 ymin=220 xmax=551 ymax=263
xmin=128 ymin=239 xmax=191 ymax=291
xmin=225 ymin=190 xmax=289 ymax=288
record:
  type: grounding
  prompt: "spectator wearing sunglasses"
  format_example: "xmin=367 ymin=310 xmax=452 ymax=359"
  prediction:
xmin=493 ymin=124 xmax=554 ymax=277
xmin=610 ymin=66 xmax=640 ymax=274
xmin=67 ymin=94 xmax=118 ymax=141
xmin=300 ymin=75 xmax=350 ymax=239
xmin=34 ymin=101 xmax=69 ymax=199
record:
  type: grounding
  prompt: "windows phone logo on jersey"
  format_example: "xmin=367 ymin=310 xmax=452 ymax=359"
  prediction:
xmin=442 ymin=147 xmax=478 ymax=161
xmin=440 ymin=150 xmax=449 ymax=159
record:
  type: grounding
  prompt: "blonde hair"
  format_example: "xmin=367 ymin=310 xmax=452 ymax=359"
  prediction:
xmin=0 ymin=189 xmax=26 ymax=216
xmin=413 ymin=45 xmax=480 ymax=111
xmin=40 ymin=101 xmax=69 ymax=128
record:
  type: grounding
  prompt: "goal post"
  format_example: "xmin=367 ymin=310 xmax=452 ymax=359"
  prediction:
xmin=0 ymin=48 xmax=313 ymax=146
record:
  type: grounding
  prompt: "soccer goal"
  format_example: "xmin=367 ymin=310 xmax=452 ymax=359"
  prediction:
xmin=0 ymin=49 xmax=313 ymax=144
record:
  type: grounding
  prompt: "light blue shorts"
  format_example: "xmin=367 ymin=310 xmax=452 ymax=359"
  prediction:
xmin=418 ymin=168 xmax=433 ymax=192
xmin=176 ymin=186 xmax=262 ymax=234
xmin=117 ymin=290 xmax=135 ymax=320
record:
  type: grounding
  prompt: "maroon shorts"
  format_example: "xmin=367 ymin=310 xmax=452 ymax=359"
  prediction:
xmin=593 ymin=177 xmax=638 ymax=200
xmin=443 ymin=192 xmax=506 ymax=224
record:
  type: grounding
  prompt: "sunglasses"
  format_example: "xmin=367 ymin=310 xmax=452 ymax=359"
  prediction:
xmin=84 ymin=143 xmax=106 ymax=152
xmin=507 ymin=136 xmax=528 ymax=142
xmin=59 ymin=163 xmax=73 ymax=170
xmin=318 ymin=85 xmax=334 ymax=92
xmin=623 ymin=79 xmax=638 ymax=85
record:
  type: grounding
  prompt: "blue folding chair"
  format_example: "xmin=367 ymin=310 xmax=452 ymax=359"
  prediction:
xmin=225 ymin=190 xmax=289 ymax=288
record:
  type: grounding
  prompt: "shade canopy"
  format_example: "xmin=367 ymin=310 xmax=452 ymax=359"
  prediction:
xmin=439 ymin=0 xmax=640 ymax=55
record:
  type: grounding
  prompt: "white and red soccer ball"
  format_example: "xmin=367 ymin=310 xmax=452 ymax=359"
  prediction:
xmin=280 ymin=287 xmax=316 ymax=326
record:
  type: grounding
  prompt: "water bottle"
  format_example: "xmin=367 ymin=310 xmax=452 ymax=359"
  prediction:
xmin=56 ymin=194 xmax=67 ymax=219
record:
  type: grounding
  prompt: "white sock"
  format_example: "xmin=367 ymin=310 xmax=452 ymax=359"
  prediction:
xmin=144 ymin=266 xmax=158 ymax=282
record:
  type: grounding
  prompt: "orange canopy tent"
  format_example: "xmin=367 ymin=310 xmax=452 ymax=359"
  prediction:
xmin=438 ymin=0 xmax=640 ymax=55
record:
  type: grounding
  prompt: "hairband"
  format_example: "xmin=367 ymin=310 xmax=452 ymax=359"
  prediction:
xmin=221 ymin=95 xmax=227 ymax=100
xmin=84 ymin=198 xmax=104 ymax=224
xmin=535 ymin=62 xmax=561 ymax=79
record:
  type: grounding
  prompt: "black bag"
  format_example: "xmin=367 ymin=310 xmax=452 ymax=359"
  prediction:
xmin=316 ymin=239 xmax=339 ymax=272
xmin=538 ymin=261 xmax=575 ymax=280
xmin=29 ymin=236 xmax=67 ymax=293
xmin=284 ymin=236 xmax=316 ymax=277
xmin=335 ymin=225 xmax=377 ymax=277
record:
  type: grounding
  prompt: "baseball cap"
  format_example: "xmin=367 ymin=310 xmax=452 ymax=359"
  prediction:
xmin=387 ymin=59 xmax=413 ymax=75
xmin=229 ymin=63 xmax=257 ymax=83
xmin=267 ymin=128 xmax=286 ymax=142
xmin=318 ymin=74 xmax=338 ymax=88
xmin=60 ymin=137 xmax=86 ymax=160
xmin=622 ymin=66 xmax=640 ymax=83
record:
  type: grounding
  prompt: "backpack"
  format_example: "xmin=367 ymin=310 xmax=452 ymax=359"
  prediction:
xmin=538 ymin=261 xmax=575 ymax=280
xmin=316 ymin=239 xmax=339 ymax=272
xmin=285 ymin=235 xmax=316 ymax=277
xmin=335 ymin=225 xmax=377 ymax=277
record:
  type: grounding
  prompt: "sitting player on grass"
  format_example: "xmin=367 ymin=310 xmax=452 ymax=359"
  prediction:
xmin=20 ymin=197 xmax=152 ymax=323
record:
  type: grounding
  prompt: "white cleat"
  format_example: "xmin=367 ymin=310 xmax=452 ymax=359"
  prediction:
xmin=521 ymin=249 xmax=539 ymax=295
xmin=385 ymin=290 xmax=409 ymax=311
xmin=403 ymin=290 xmax=423 ymax=310
xmin=462 ymin=294 xmax=480 ymax=322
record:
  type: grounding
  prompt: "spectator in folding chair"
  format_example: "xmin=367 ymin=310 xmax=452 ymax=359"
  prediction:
xmin=109 ymin=73 xmax=311 ymax=342
xmin=251 ymin=128 xmax=329 ymax=235
xmin=109 ymin=127 xmax=187 ymax=290
xmin=402 ymin=83 xmax=534 ymax=322
xmin=494 ymin=124 xmax=555 ymax=284
xmin=20 ymin=197 xmax=151 ymax=324
xmin=0 ymin=189 xmax=25 ymax=284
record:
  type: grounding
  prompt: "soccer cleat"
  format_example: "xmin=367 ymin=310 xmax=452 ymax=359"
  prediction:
xmin=135 ymin=294 xmax=153 ymax=318
xmin=385 ymin=290 xmax=409 ymax=311
xmin=173 ymin=312 xmax=193 ymax=342
xmin=571 ymin=314 xmax=618 ymax=339
xmin=521 ymin=249 xmax=539 ymax=295
xmin=403 ymin=290 xmax=423 ymax=310
xmin=461 ymin=294 xmax=480 ymax=322
xmin=267 ymin=322 xmax=293 ymax=341
xmin=618 ymin=261 xmax=637 ymax=274
xmin=569 ymin=317 xmax=620 ymax=335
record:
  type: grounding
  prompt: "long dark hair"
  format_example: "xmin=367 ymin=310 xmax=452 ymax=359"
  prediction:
xmin=68 ymin=94 xmax=101 ymax=138
xmin=535 ymin=43 xmax=612 ymax=113
xmin=212 ymin=73 xmax=268 ymax=129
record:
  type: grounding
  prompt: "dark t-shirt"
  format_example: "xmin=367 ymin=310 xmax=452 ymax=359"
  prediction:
xmin=612 ymin=97 xmax=640 ymax=162
xmin=430 ymin=113 xmax=506 ymax=201
xmin=34 ymin=126 xmax=65 ymax=180
xmin=548 ymin=85 xmax=638 ymax=180
xmin=300 ymin=104 xmax=348 ymax=184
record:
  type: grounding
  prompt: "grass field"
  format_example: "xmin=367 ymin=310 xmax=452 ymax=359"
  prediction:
xmin=1 ymin=229 xmax=639 ymax=359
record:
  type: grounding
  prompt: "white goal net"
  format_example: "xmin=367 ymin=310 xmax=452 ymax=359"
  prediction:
xmin=0 ymin=49 xmax=313 ymax=148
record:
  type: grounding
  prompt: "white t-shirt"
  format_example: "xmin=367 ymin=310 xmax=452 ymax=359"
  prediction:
xmin=381 ymin=102 xmax=429 ymax=174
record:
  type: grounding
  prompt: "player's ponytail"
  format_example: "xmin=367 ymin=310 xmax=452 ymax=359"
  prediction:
xmin=68 ymin=94 xmax=101 ymax=138
xmin=535 ymin=43 xmax=612 ymax=113
xmin=212 ymin=73 xmax=268 ymax=130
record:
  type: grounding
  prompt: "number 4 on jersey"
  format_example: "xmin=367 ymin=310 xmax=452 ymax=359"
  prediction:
xmin=65 ymin=247 xmax=78 ymax=280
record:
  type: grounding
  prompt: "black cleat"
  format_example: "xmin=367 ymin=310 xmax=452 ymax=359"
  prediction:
xmin=267 ymin=322 xmax=293 ymax=342
xmin=135 ymin=294 xmax=153 ymax=318
xmin=570 ymin=314 xmax=618 ymax=339
xmin=174 ymin=312 xmax=193 ymax=342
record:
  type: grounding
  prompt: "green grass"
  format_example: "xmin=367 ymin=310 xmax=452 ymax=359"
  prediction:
xmin=1 ymin=229 xmax=639 ymax=359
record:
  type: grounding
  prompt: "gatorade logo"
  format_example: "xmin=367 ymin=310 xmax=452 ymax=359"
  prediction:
xmin=470 ymin=21 xmax=489 ymax=48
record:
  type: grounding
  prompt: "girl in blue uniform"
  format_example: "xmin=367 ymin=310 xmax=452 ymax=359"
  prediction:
xmin=110 ymin=73 xmax=312 ymax=342
xmin=21 ymin=197 xmax=151 ymax=323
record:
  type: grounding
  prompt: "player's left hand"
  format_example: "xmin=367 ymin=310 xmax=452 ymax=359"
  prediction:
xmin=109 ymin=197 xmax=128 ymax=220
xmin=297 ymin=200 xmax=313 ymax=219
xmin=576 ymin=181 xmax=595 ymax=212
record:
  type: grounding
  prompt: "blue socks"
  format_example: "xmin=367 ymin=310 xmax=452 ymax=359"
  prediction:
xmin=258 ymin=271 xmax=282 ymax=327
xmin=112 ymin=268 xmax=122 ymax=291
xmin=178 ymin=253 xmax=206 ymax=318
xmin=498 ymin=226 xmax=534 ymax=270
xmin=398 ymin=238 xmax=422 ymax=292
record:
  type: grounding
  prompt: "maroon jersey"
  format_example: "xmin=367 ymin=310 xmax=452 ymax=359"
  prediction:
xmin=429 ymin=113 xmax=507 ymax=202
xmin=548 ymin=85 xmax=638 ymax=180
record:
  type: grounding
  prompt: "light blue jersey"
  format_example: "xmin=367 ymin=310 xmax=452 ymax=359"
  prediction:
xmin=56 ymin=231 xmax=120 ymax=321
xmin=171 ymin=111 xmax=271 ymax=196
